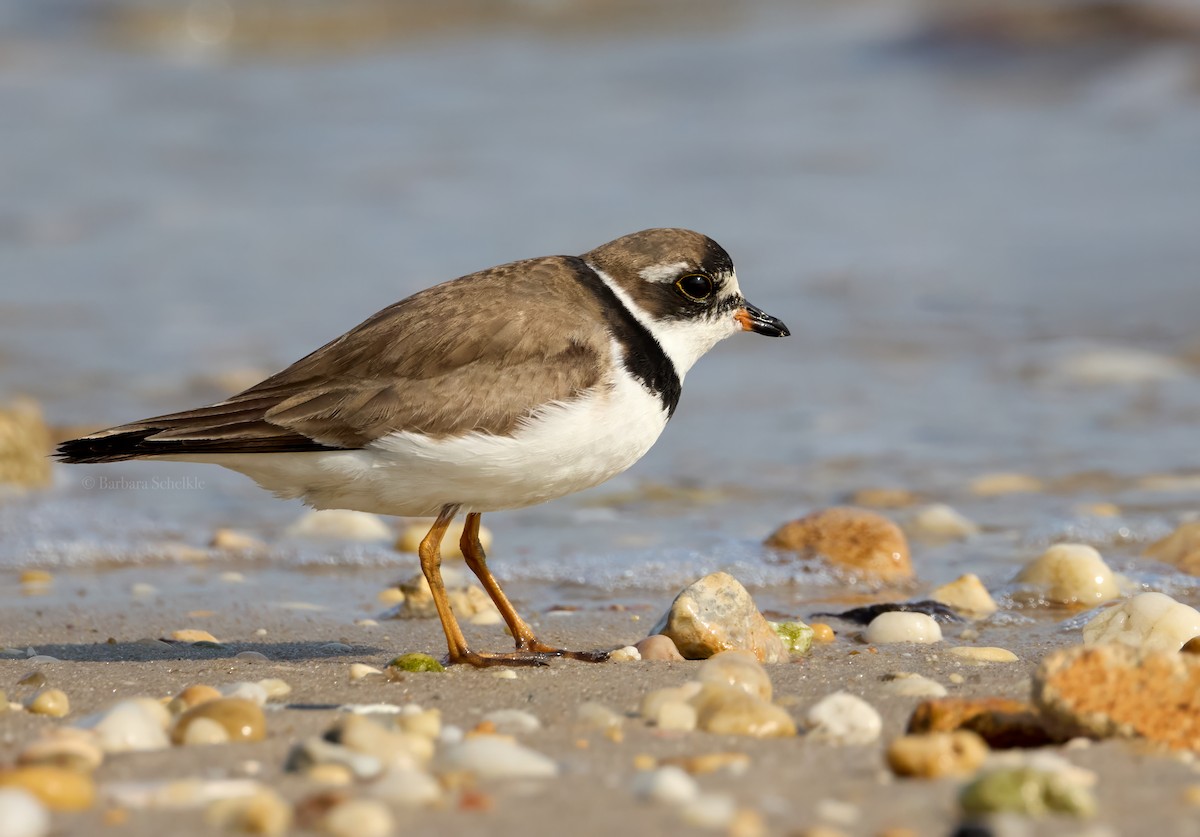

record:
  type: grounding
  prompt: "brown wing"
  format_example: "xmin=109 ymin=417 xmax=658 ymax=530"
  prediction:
xmin=57 ymin=257 xmax=609 ymax=463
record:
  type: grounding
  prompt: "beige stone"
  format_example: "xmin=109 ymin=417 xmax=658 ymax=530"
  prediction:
xmin=0 ymin=398 xmax=52 ymax=489
xmin=691 ymin=685 xmax=796 ymax=738
xmin=1145 ymin=521 xmax=1200 ymax=575
xmin=0 ymin=766 xmax=95 ymax=812
xmin=26 ymin=689 xmax=69 ymax=718
xmin=172 ymin=699 xmax=265 ymax=745
xmin=395 ymin=519 xmax=492 ymax=559
xmin=651 ymin=572 xmax=787 ymax=662
xmin=1015 ymin=543 xmax=1121 ymax=605
xmin=930 ymin=574 xmax=998 ymax=618
xmin=886 ymin=731 xmax=989 ymax=778
xmin=696 ymin=650 xmax=772 ymax=701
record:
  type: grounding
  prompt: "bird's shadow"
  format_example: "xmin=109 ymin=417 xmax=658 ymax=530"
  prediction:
xmin=7 ymin=641 xmax=386 ymax=664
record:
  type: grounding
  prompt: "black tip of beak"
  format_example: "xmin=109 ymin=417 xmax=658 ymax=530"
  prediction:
xmin=737 ymin=303 xmax=790 ymax=338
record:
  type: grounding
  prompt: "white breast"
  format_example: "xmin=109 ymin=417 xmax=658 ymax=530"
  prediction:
xmin=195 ymin=348 xmax=672 ymax=516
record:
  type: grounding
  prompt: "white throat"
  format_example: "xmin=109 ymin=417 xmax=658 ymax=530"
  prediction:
xmin=587 ymin=263 xmax=740 ymax=378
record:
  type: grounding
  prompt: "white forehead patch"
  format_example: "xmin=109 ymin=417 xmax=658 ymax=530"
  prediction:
xmin=638 ymin=261 xmax=691 ymax=283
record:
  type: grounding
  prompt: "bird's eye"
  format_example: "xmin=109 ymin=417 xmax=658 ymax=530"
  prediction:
xmin=675 ymin=274 xmax=714 ymax=302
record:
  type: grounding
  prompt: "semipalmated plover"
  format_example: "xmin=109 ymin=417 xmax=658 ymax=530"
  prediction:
xmin=58 ymin=228 xmax=789 ymax=666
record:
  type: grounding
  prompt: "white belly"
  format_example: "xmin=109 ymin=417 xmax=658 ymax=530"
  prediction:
xmin=186 ymin=370 xmax=671 ymax=516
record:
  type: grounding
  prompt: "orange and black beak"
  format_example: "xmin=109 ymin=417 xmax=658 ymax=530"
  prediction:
xmin=735 ymin=302 xmax=790 ymax=337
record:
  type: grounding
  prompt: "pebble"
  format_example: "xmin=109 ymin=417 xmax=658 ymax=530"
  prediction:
xmin=1041 ymin=344 xmax=1188 ymax=386
xmin=17 ymin=731 xmax=104 ymax=773
xmin=334 ymin=715 xmax=432 ymax=768
xmin=575 ymin=702 xmax=623 ymax=732
xmin=18 ymin=570 xmax=53 ymax=586
xmin=205 ymin=788 xmax=292 ymax=837
xmin=655 ymin=701 xmax=698 ymax=733
xmin=491 ymin=669 xmax=517 ymax=680
xmin=172 ymin=699 xmax=266 ymax=745
xmin=1034 ymin=643 xmax=1200 ymax=749
xmin=368 ymin=767 xmax=443 ymax=807
xmin=306 ymin=764 xmax=354 ymax=786
xmin=171 ymin=685 xmax=223 ymax=713
xmin=849 ymin=487 xmax=919 ymax=509
xmin=692 ymin=685 xmax=796 ymax=738
xmin=608 ymin=645 xmax=641 ymax=662
xmin=771 ymin=621 xmax=814 ymax=655
xmin=392 ymin=574 xmax=502 ymax=624
xmin=661 ymin=752 xmax=751 ymax=776
xmin=906 ymin=504 xmax=979 ymax=541
xmin=1144 ymin=520 xmax=1200 ymax=575
xmin=387 ymin=653 xmax=444 ymax=673
xmin=349 ymin=663 xmax=385 ymax=683
xmin=130 ymin=583 xmax=158 ymax=598
xmin=635 ymin=634 xmax=685 ymax=661
xmin=640 ymin=683 xmax=702 ymax=722
xmin=0 ymin=788 xmax=49 ymax=837
xmin=631 ymin=766 xmax=699 ymax=805
xmin=395 ymin=706 xmax=442 ymax=741
xmin=256 ymin=679 xmax=291 ymax=700
xmin=395 ymin=518 xmax=492 ymax=559
xmin=180 ymin=717 xmax=231 ymax=746
xmin=810 ymin=623 xmax=835 ymax=643
xmin=949 ymin=646 xmax=1019 ymax=664
xmin=764 ymin=506 xmax=913 ymax=582
xmin=1015 ymin=543 xmax=1121 ymax=605
xmin=481 ymin=709 xmax=541 ymax=735
xmin=1083 ymin=591 xmax=1200 ymax=652
xmin=969 ymin=472 xmax=1044 ymax=496
xmin=210 ymin=529 xmax=267 ymax=553
xmin=221 ymin=682 xmax=269 ymax=706
xmin=696 ymin=650 xmax=773 ymax=701
xmin=286 ymin=738 xmax=383 ymax=780
xmin=680 ymin=794 xmax=737 ymax=829
xmin=439 ymin=736 xmax=558 ymax=779
xmin=864 ymin=612 xmax=943 ymax=644
xmin=233 ymin=651 xmax=271 ymax=664
xmin=804 ymin=693 xmax=882 ymax=745
xmin=907 ymin=697 xmax=1053 ymax=749
xmin=886 ymin=731 xmax=989 ymax=778
xmin=87 ymin=699 xmax=171 ymax=753
xmin=171 ymin=629 xmax=221 ymax=644
xmin=650 ymin=572 xmax=788 ymax=662
xmin=0 ymin=767 xmax=95 ymax=812
xmin=26 ymin=689 xmax=69 ymax=718
xmin=960 ymin=767 xmax=1096 ymax=818
xmin=880 ymin=673 xmax=947 ymax=699
xmin=323 ymin=799 xmax=394 ymax=837
xmin=286 ymin=509 xmax=393 ymax=541
xmin=930 ymin=574 xmax=998 ymax=619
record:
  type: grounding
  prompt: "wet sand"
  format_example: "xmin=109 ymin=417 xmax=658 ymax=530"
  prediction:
xmin=4 ymin=561 xmax=1200 ymax=836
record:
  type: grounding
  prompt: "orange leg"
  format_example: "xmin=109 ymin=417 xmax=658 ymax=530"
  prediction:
xmin=459 ymin=512 xmax=609 ymax=663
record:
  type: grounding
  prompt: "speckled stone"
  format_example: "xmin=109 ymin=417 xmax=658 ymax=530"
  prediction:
xmin=650 ymin=572 xmax=788 ymax=663
xmin=1083 ymin=592 xmax=1200 ymax=652
xmin=1034 ymin=643 xmax=1200 ymax=749
xmin=765 ymin=506 xmax=913 ymax=583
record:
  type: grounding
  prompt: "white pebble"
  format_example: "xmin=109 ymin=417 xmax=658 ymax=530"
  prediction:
xmin=1016 ymin=543 xmax=1121 ymax=605
xmin=257 ymin=679 xmax=291 ymax=700
xmin=324 ymin=799 xmax=394 ymax=837
xmin=85 ymin=699 xmax=171 ymax=753
xmin=491 ymin=669 xmax=518 ymax=680
xmin=181 ymin=716 xmax=230 ymax=746
xmin=0 ymin=788 xmax=49 ymax=837
xmin=130 ymin=583 xmax=158 ymax=598
xmin=864 ymin=612 xmax=943 ymax=644
xmin=655 ymin=701 xmax=698 ymax=732
xmin=908 ymin=504 xmax=979 ymax=540
xmin=815 ymin=798 xmax=862 ymax=826
xmin=679 ymin=793 xmax=737 ymax=829
xmin=631 ymin=766 xmax=698 ymax=806
xmin=368 ymin=767 xmax=443 ymax=807
xmin=575 ymin=702 xmax=622 ymax=731
xmin=438 ymin=725 xmax=464 ymax=746
xmin=220 ymin=682 xmax=268 ymax=706
xmin=287 ymin=509 xmax=393 ymax=541
xmin=805 ymin=692 xmax=882 ymax=745
xmin=440 ymin=737 xmax=558 ymax=779
xmin=1083 ymin=592 xmax=1200 ymax=652
xmin=349 ymin=663 xmax=384 ymax=682
xmin=481 ymin=709 xmax=541 ymax=735
xmin=881 ymin=673 xmax=948 ymax=698
xmin=608 ymin=645 xmax=641 ymax=662
xmin=930 ymin=573 xmax=998 ymax=618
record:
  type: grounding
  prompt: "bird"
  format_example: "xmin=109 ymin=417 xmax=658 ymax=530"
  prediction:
xmin=57 ymin=228 xmax=790 ymax=667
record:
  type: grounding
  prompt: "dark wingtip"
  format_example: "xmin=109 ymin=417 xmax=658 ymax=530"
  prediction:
xmin=55 ymin=431 xmax=154 ymax=464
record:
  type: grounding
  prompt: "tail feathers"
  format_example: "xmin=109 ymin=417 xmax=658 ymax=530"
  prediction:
xmin=56 ymin=422 xmax=344 ymax=464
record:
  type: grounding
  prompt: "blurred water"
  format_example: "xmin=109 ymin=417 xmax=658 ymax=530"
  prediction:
xmin=2 ymin=0 xmax=1200 ymax=607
